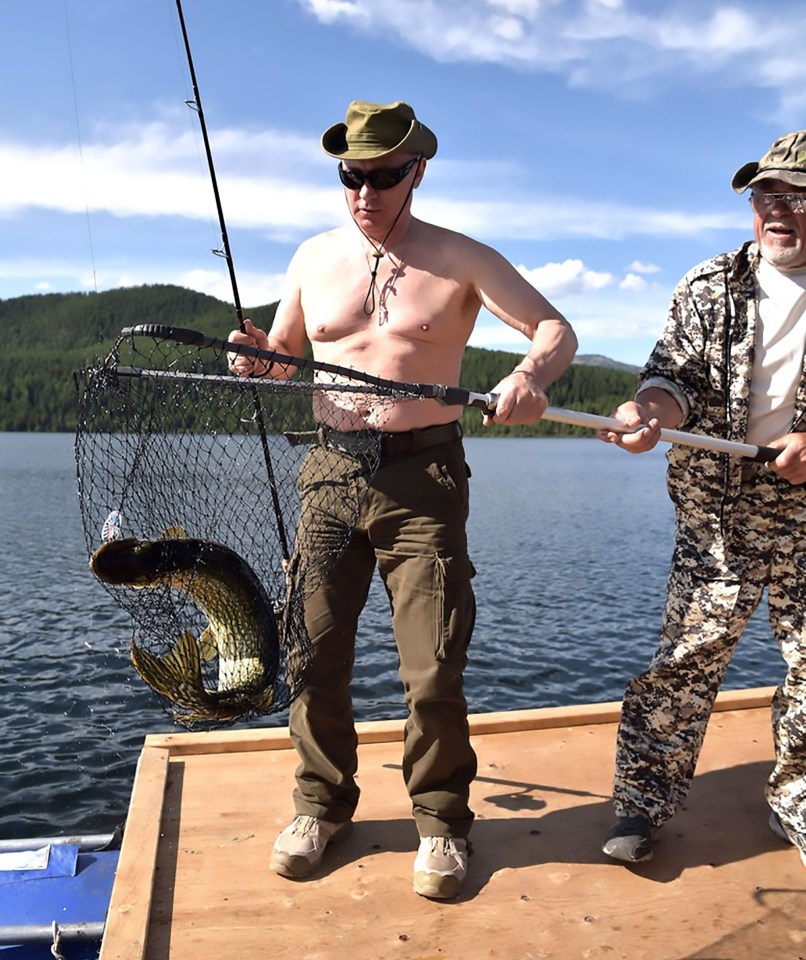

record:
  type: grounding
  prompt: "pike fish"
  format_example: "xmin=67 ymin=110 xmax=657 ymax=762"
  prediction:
xmin=90 ymin=530 xmax=279 ymax=724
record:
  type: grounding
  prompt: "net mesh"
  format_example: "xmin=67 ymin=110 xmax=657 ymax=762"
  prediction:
xmin=74 ymin=325 xmax=422 ymax=728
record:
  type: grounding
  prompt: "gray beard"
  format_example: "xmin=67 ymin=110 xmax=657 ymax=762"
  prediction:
xmin=760 ymin=240 xmax=806 ymax=270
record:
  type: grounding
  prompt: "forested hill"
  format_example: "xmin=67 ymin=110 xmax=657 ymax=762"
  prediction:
xmin=0 ymin=284 xmax=638 ymax=435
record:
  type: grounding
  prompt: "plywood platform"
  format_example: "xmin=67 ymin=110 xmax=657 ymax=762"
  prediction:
xmin=99 ymin=688 xmax=806 ymax=960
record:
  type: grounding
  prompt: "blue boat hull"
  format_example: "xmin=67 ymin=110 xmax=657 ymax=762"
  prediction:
xmin=0 ymin=838 xmax=119 ymax=959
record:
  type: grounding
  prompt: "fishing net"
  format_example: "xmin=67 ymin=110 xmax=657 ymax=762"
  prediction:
xmin=74 ymin=324 xmax=424 ymax=728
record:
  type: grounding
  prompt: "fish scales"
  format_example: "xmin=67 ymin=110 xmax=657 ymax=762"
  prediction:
xmin=89 ymin=534 xmax=280 ymax=724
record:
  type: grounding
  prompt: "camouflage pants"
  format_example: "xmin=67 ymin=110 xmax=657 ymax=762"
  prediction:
xmin=613 ymin=465 xmax=806 ymax=852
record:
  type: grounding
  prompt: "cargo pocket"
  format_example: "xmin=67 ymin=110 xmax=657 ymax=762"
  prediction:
xmin=434 ymin=554 xmax=477 ymax=662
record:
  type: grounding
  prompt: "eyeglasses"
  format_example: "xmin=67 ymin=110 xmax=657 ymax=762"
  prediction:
xmin=338 ymin=156 xmax=420 ymax=191
xmin=749 ymin=190 xmax=806 ymax=215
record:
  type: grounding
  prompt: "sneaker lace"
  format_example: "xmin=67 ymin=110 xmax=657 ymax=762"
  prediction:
xmin=290 ymin=815 xmax=319 ymax=837
xmin=427 ymin=837 xmax=464 ymax=861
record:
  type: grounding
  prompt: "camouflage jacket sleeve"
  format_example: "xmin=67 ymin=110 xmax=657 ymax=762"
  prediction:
xmin=637 ymin=242 xmax=758 ymax=439
xmin=636 ymin=244 xmax=756 ymax=554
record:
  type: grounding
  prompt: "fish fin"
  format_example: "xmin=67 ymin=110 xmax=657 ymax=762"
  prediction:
xmin=198 ymin=625 xmax=219 ymax=661
xmin=131 ymin=632 xmax=210 ymax=710
xmin=249 ymin=684 xmax=276 ymax=711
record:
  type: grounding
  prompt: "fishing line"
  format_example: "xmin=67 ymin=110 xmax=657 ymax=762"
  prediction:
xmin=175 ymin=0 xmax=244 ymax=328
xmin=166 ymin=3 xmax=223 ymax=268
xmin=63 ymin=1 xmax=99 ymax=325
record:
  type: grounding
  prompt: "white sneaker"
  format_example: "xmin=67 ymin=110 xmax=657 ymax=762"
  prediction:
xmin=412 ymin=836 xmax=468 ymax=899
xmin=768 ymin=811 xmax=806 ymax=868
xmin=270 ymin=815 xmax=352 ymax=878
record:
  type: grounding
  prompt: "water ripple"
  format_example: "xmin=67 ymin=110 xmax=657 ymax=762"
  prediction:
xmin=0 ymin=434 xmax=780 ymax=838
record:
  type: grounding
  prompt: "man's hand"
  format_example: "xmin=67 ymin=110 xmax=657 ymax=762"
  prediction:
xmin=598 ymin=401 xmax=662 ymax=454
xmin=226 ymin=319 xmax=273 ymax=378
xmin=767 ymin=432 xmax=806 ymax=485
xmin=483 ymin=369 xmax=548 ymax=426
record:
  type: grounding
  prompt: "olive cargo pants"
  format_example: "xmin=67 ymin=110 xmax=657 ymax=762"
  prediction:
xmin=289 ymin=435 xmax=478 ymax=839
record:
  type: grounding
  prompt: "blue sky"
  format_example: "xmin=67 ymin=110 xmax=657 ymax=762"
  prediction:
xmin=2 ymin=0 xmax=804 ymax=366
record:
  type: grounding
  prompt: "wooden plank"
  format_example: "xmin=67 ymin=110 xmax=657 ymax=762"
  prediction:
xmin=144 ymin=686 xmax=776 ymax=758
xmin=711 ymin=685 xmax=775 ymax=711
xmin=99 ymin=746 xmax=170 ymax=960
xmin=144 ymin=725 xmax=294 ymax=757
xmin=108 ymin=694 xmax=801 ymax=960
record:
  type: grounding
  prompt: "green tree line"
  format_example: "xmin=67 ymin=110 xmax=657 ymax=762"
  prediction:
xmin=0 ymin=285 xmax=638 ymax=435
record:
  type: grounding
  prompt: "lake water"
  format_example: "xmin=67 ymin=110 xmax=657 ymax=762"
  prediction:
xmin=0 ymin=433 xmax=781 ymax=840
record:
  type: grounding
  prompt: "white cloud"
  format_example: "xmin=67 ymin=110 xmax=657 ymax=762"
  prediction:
xmin=627 ymin=259 xmax=661 ymax=274
xmin=469 ymin=271 xmax=668 ymax=366
xmin=518 ymin=258 xmax=614 ymax=296
xmin=178 ymin=269 xmax=287 ymax=308
xmin=294 ymin=1 xmax=806 ymax=116
xmin=658 ymin=8 xmax=758 ymax=58
xmin=419 ymin=195 xmax=744 ymax=242
xmin=620 ymin=272 xmax=646 ymax=291
xmin=0 ymin=123 xmax=747 ymax=245
xmin=303 ymin=0 xmax=367 ymax=22
xmin=0 ymin=123 xmax=343 ymax=236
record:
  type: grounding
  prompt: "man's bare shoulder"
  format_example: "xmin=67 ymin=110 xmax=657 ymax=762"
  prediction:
xmin=414 ymin=219 xmax=498 ymax=261
xmin=292 ymin=225 xmax=350 ymax=259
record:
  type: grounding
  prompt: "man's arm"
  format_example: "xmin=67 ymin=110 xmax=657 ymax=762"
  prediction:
xmin=470 ymin=243 xmax=578 ymax=425
xmin=227 ymin=245 xmax=310 ymax=379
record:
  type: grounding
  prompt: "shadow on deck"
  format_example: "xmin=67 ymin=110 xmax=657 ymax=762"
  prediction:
xmin=99 ymin=687 xmax=806 ymax=960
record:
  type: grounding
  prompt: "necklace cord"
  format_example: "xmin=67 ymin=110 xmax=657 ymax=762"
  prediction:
xmin=344 ymin=160 xmax=420 ymax=316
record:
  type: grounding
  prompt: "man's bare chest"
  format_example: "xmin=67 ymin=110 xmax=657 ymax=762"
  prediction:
xmin=301 ymin=257 xmax=475 ymax=347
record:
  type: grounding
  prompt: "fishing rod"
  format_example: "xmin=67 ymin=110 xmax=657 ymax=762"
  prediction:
xmin=174 ymin=1 xmax=289 ymax=560
xmin=122 ymin=324 xmax=781 ymax=463
xmin=175 ymin=0 xmax=244 ymax=329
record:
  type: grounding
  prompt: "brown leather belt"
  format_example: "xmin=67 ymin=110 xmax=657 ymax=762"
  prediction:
xmin=379 ymin=421 xmax=463 ymax=459
xmin=314 ymin=421 xmax=463 ymax=460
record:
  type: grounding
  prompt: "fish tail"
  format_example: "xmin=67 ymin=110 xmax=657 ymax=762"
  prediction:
xmin=131 ymin=631 xmax=208 ymax=710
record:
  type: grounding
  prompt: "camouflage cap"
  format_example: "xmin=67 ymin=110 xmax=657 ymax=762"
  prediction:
xmin=732 ymin=130 xmax=806 ymax=193
xmin=321 ymin=100 xmax=437 ymax=160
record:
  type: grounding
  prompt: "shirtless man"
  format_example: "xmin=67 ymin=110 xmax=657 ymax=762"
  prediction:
xmin=228 ymin=100 xmax=576 ymax=899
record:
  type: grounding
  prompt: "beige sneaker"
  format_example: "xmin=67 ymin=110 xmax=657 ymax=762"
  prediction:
xmin=412 ymin=836 xmax=468 ymax=899
xmin=270 ymin=815 xmax=352 ymax=878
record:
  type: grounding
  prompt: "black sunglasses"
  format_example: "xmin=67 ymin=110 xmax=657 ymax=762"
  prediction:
xmin=338 ymin=156 xmax=420 ymax=191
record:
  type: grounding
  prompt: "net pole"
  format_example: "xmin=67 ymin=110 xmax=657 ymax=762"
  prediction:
xmin=542 ymin=406 xmax=779 ymax=463
xmin=120 ymin=325 xmax=780 ymax=464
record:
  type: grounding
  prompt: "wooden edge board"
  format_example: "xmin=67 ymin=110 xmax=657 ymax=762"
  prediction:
xmin=142 ymin=686 xmax=776 ymax=758
xmin=99 ymin=746 xmax=170 ymax=960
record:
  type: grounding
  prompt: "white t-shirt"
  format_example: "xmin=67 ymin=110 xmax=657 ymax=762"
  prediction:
xmin=747 ymin=258 xmax=806 ymax=446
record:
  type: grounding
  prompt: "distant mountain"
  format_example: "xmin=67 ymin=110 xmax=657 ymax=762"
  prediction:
xmin=0 ymin=285 xmax=638 ymax=434
xmin=574 ymin=354 xmax=641 ymax=374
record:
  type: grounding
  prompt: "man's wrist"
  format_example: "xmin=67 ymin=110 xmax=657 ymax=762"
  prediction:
xmin=509 ymin=367 xmax=546 ymax=392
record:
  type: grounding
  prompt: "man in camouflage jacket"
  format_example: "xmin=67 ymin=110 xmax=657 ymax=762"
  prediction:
xmin=599 ymin=131 xmax=806 ymax=867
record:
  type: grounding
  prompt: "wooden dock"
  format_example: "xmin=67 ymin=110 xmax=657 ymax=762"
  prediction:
xmin=99 ymin=687 xmax=806 ymax=959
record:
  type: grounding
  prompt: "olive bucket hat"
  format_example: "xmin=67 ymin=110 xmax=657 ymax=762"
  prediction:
xmin=321 ymin=100 xmax=438 ymax=160
xmin=731 ymin=129 xmax=806 ymax=192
